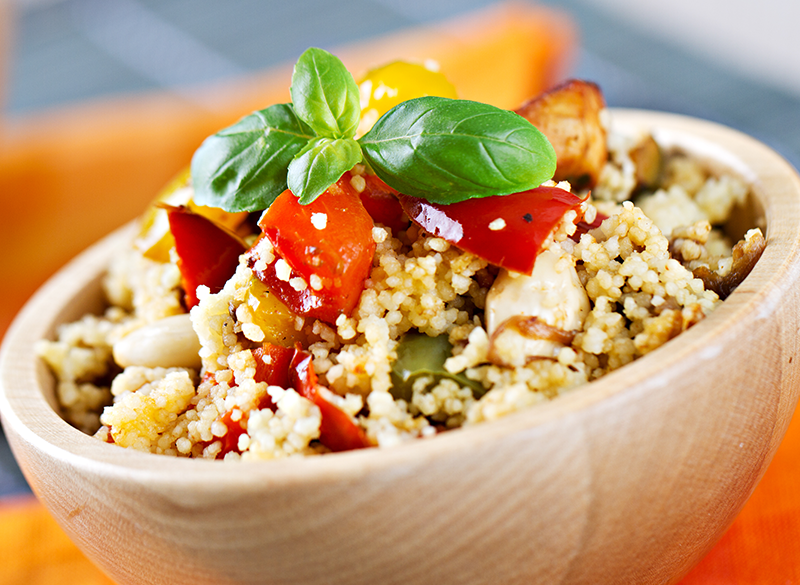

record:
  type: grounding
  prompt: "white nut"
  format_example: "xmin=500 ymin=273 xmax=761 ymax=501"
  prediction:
xmin=485 ymin=248 xmax=590 ymax=336
xmin=113 ymin=313 xmax=202 ymax=369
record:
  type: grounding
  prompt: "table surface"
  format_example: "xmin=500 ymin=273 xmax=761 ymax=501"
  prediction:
xmin=1 ymin=0 xmax=799 ymax=582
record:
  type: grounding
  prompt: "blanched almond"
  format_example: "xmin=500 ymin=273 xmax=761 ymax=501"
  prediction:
xmin=113 ymin=313 xmax=202 ymax=369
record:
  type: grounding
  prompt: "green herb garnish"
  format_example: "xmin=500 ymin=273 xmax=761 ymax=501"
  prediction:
xmin=190 ymin=103 xmax=314 ymax=212
xmin=359 ymin=96 xmax=556 ymax=204
xmin=290 ymin=47 xmax=361 ymax=139
xmin=287 ymin=136 xmax=363 ymax=205
xmin=191 ymin=47 xmax=556 ymax=211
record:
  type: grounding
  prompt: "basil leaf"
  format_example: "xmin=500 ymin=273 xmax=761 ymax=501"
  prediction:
xmin=291 ymin=47 xmax=361 ymax=139
xmin=191 ymin=104 xmax=314 ymax=212
xmin=359 ymin=96 xmax=556 ymax=204
xmin=287 ymin=137 xmax=362 ymax=204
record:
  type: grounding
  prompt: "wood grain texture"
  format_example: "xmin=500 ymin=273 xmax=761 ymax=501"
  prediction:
xmin=1 ymin=112 xmax=800 ymax=585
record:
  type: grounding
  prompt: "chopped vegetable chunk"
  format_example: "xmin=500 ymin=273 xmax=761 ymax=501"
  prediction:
xmin=166 ymin=205 xmax=247 ymax=309
xmin=246 ymin=174 xmax=376 ymax=324
xmin=398 ymin=186 xmax=584 ymax=275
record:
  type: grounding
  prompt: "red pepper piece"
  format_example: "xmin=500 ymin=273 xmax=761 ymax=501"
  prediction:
xmin=218 ymin=411 xmax=247 ymax=458
xmin=573 ymin=210 xmax=607 ymax=239
xmin=251 ymin=343 xmax=295 ymax=411
xmin=217 ymin=343 xmax=296 ymax=458
xmin=252 ymin=343 xmax=294 ymax=388
xmin=247 ymin=174 xmax=376 ymax=324
xmin=289 ymin=349 xmax=370 ymax=453
xmin=204 ymin=371 xmax=244 ymax=458
xmin=397 ymin=186 xmax=583 ymax=275
xmin=358 ymin=174 xmax=408 ymax=233
xmin=166 ymin=205 xmax=247 ymax=308
xmin=216 ymin=344 xmax=370 ymax=456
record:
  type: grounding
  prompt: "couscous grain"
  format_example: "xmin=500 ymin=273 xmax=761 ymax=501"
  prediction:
xmin=36 ymin=69 xmax=765 ymax=460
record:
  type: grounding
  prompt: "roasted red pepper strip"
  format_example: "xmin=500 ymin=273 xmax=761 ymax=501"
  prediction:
xmin=252 ymin=344 xmax=294 ymax=388
xmin=397 ymin=186 xmax=583 ymax=275
xmin=222 ymin=343 xmax=370 ymax=454
xmin=358 ymin=174 xmax=408 ymax=233
xmin=251 ymin=343 xmax=295 ymax=411
xmin=573 ymin=210 xmax=607 ymax=241
xmin=218 ymin=411 xmax=247 ymax=458
xmin=247 ymin=174 xmax=376 ymax=324
xmin=289 ymin=349 xmax=370 ymax=453
xmin=217 ymin=344 xmax=293 ymax=458
xmin=165 ymin=205 xmax=247 ymax=308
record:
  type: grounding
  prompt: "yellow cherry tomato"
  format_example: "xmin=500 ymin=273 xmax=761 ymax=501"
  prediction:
xmin=357 ymin=61 xmax=457 ymax=135
xmin=135 ymin=167 xmax=249 ymax=263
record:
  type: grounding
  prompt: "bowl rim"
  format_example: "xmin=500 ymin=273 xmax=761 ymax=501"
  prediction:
xmin=3 ymin=108 xmax=800 ymax=488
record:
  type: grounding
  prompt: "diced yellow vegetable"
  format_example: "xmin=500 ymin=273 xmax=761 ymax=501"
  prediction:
xmin=357 ymin=61 xmax=457 ymax=135
xmin=134 ymin=167 xmax=249 ymax=263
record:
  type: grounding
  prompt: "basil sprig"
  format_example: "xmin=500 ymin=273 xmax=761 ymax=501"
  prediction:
xmin=360 ymin=96 xmax=556 ymax=203
xmin=191 ymin=103 xmax=314 ymax=212
xmin=290 ymin=47 xmax=361 ymax=139
xmin=288 ymin=137 xmax=363 ymax=205
xmin=191 ymin=47 xmax=556 ymax=211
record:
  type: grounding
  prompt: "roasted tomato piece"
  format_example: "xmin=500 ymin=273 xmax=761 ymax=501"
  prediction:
xmin=166 ymin=205 xmax=248 ymax=308
xmin=246 ymin=174 xmax=376 ymax=324
xmin=290 ymin=349 xmax=370 ymax=453
xmin=136 ymin=167 xmax=251 ymax=263
xmin=573 ymin=211 xmax=607 ymax=240
xmin=516 ymin=79 xmax=607 ymax=190
xmin=251 ymin=343 xmax=295 ymax=411
xmin=218 ymin=410 xmax=247 ymax=458
xmin=358 ymin=174 xmax=408 ymax=233
xmin=398 ymin=186 xmax=583 ymax=275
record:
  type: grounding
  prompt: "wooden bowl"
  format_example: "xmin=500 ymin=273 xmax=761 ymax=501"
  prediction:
xmin=2 ymin=110 xmax=800 ymax=585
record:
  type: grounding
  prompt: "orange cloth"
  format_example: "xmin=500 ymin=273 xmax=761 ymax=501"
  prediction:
xmin=0 ymin=497 xmax=115 ymax=585
xmin=0 ymin=3 xmax=797 ymax=583
xmin=679 ymin=407 xmax=800 ymax=583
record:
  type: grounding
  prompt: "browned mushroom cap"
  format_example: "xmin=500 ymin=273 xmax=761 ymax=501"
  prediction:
xmin=515 ymin=79 xmax=607 ymax=191
xmin=693 ymin=230 xmax=766 ymax=300
xmin=487 ymin=315 xmax=577 ymax=366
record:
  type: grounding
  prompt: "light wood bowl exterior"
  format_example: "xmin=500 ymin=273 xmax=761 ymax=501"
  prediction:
xmin=2 ymin=110 xmax=800 ymax=585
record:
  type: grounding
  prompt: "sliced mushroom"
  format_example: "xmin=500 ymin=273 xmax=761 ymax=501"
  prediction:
xmin=515 ymin=79 xmax=607 ymax=190
xmin=693 ymin=229 xmax=766 ymax=300
xmin=487 ymin=316 xmax=578 ymax=367
xmin=630 ymin=134 xmax=663 ymax=191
